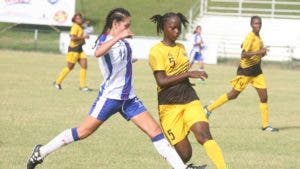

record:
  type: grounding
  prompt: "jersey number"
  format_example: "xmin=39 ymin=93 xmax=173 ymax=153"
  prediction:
xmin=167 ymin=129 xmax=175 ymax=140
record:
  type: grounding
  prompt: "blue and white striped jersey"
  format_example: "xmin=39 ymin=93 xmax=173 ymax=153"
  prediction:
xmin=95 ymin=34 xmax=135 ymax=100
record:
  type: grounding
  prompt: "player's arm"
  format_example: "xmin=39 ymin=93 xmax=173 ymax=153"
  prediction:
xmin=70 ymin=35 xmax=89 ymax=42
xmin=95 ymin=28 xmax=134 ymax=58
xmin=153 ymin=70 xmax=208 ymax=88
xmin=241 ymin=47 xmax=267 ymax=59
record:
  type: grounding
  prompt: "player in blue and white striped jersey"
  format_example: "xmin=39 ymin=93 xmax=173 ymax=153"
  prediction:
xmin=27 ymin=8 xmax=203 ymax=169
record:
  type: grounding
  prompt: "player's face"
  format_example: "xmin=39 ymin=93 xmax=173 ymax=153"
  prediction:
xmin=163 ymin=17 xmax=181 ymax=42
xmin=196 ymin=26 xmax=201 ymax=34
xmin=251 ymin=18 xmax=262 ymax=34
xmin=115 ymin=16 xmax=131 ymax=33
xmin=75 ymin=15 xmax=83 ymax=25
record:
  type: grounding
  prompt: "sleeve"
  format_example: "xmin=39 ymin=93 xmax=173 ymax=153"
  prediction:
xmin=148 ymin=47 xmax=165 ymax=72
xmin=242 ymin=34 xmax=254 ymax=52
xmin=70 ymin=25 xmax=78 ymax=36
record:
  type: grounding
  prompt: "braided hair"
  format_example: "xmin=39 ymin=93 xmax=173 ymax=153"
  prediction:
xmin=150 ymin=12 xmax=188 ymax=35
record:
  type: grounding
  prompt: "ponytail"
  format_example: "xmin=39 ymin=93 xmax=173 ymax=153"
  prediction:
xmin=150 ymin=15 xmax=163 ymax=35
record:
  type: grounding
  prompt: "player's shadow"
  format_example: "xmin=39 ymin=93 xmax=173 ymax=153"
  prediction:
xmin=276 ymin=125 xmax=300 ymax=131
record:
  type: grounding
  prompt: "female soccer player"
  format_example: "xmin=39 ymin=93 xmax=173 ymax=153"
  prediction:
xmin=27 ymin=8 xmax=201 ymax=169
xmin=53 ymin=12 xmax=90 ymax=91
xmin=204 ymin=16 xmax=278 ymax=132
xmin=190 ymin=25 xmax=205 ymax=70
xmin=149 ymin=12 xmax=226 ymax=169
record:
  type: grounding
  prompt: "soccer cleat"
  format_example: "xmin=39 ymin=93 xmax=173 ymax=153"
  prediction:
xmin=27 ymin=144 xmax=44 ymax=169
xmin=204 ymin=105 xmax=211 ymax=119
xmin=53 ymin=82 xmax=62 ymax=90
xmin=186 ymin=163 xmax=207 ymax=169
xmin=262 ymin=126 xmax=279 ymax=132
xmin=79 ymin=87 xmax=92 ymax=92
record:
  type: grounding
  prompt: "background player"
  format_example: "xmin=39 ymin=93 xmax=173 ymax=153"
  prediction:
xmin=204 ymin=16 xmax=279 ymax=132
xmin=149 ymin=12 xmax=226 ymax=169
xmin=53 ymin=13 xmax=90 ymax=91
xmin=27 ymin=8 xmax=202 ymax=169
xmin=189 ymin=25 xmax=205 ymax=70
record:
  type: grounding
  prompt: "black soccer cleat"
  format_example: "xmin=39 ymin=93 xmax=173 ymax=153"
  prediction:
xmin=27 ymin=144 xmax=44 ymax=169
xmin=186 ymin=163 xmax=207 ymax=169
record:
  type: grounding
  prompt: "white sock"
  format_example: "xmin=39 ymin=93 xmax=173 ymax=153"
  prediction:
xmin=39 ymin=128 xmax=79 ymax=158
xmin=152 ymin=133 xmax=187 ymax=169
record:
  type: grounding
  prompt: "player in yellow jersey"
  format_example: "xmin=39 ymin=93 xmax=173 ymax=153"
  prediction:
xmin=149 ymin=12 xmax=226 ymax=169
xmin=53 ymin=13 xmax=90 ymax=91
xmin=204 ymin=16 xmax=278 ymax=132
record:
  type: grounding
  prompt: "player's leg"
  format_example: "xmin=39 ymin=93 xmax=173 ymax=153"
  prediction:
xmin=190 ymin=122 xmax=226 ymax=169
xmin=206 ymin=88 xmax=240 ymax=114
xmin=131 ymin=112 xmax=188 ymax=169
xmin=27 ymin=116 xmax=103 ymax=169
xmin=185 ymin=100 xmax=226 ymax=169
xmin=78 ymin=53 xmax=89 ymax=91
xmin=123 ymin=98 xmax=188 ymax=169
xmin=205 ymin=76 xmax=248 ymax=116
xmin=252 ymin=74 xmax=278 ymax=131
xmin=197 ymin=53 xmax=204 ymax=70
xmin=173 ymin=137 xmax=193 ymax=163
xmin=54 ymin=52 xmax=78 ymax=89
xmin=27 ymin=96 xmax=119 ymax=169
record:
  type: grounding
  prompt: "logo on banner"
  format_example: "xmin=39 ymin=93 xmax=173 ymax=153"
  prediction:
xmin=48 ymin=0 xmax=59 ymax=4
xmin=53 ymin=10 xmax=68 ymax=23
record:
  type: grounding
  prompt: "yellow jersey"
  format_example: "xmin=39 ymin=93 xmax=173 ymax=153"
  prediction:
xmin=69 ymin=23 xmax=84 ymax=48
xmin=149 ymin=42 xmax=198 ymax=105
xmin=238 ymin=31 xmax=263 ymax=76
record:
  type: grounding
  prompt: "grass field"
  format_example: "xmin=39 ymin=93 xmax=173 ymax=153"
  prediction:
xmin=1 ymin=50 xmax=300 ymax=169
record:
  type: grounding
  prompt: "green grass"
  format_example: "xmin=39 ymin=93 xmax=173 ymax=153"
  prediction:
xmin=1 ymin=50 xmax=300 ymax=169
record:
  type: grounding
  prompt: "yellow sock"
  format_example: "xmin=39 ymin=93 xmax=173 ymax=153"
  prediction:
xmin=79 ymin=68 xmax=87 ymax=88
xmin=259 ymin=103 xmax=269 ymax=128
xmin=204 ymin=140 xmax=226 ymax=169
xmin=55 ymin=67 xmax=70 ymax=84
xmin=207 ymin=94 xmax=229 ymax=112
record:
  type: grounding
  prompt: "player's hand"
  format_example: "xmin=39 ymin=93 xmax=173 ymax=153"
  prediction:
xmin=188 ymin=70 xmax=208 ymax=80
xmin=118 ymin=28 xmax=134 ymax=40
xmin=83 ymin=35 xmax=90 ymax=39
xmin=259 ymin=47 xmax=268 ymax=57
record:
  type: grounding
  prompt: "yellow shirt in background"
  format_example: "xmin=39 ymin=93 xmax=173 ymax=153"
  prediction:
xmin=240 ymin=31 xmax=263 ymax=68
xmin=69 ymin=23 xmax=84 ymax=48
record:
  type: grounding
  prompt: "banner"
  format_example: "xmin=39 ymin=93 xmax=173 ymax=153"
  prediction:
xmin=0 ymin=0 xmax=75 ymax=26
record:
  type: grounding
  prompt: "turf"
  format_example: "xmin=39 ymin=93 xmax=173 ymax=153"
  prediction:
xmin=0 ymin=50 xmax=300 ymax=169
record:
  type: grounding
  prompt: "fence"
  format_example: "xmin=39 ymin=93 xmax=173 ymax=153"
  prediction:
xmin=188 ymin=0 xmax=300 ymax=26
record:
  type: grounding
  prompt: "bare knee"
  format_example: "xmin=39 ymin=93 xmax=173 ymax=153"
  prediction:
xmin=67 ymin=63 xmax=75 ymax=70
xmin=191 ymin=122 xmax=213 ymax=145
xmin=77 ymin=126 xmax=94 ymax=140
xmin=260 ymin=95 xmax=268 ymax=103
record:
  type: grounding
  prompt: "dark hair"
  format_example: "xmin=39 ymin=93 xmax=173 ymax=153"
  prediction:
xmin=72 ymin=12 xmax=82 ymax=23
xmin=250 ymin=15 xmax=261 ymax=24
xmin=101 ymin=8 xmax=131 ymax=34
xmin=193 ymin=25 xmax=201 ymax=34
xmin=94 ymin=8 xmax=131 ymax=48
xmin=150 ymin=12 xmax=188 ymax=35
